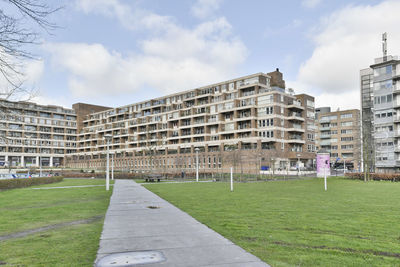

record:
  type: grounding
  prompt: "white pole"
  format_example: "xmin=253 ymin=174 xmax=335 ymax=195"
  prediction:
xmin=196 ymin=151 xmax=199 ymax=182
xmin=230 ymin=167 xmax=233 ymax=192
xmin=39 ymin=157 xmax=42 ymax=177
xmin=106 ymin=141 xmax=110 ymax=191
xmin=111 ymin=153 xmax=114 ymax=180
xmin=343 ymin=159 xmax=346 ymax=174
xmin=324 ymin=165 xmax=327 ymax=191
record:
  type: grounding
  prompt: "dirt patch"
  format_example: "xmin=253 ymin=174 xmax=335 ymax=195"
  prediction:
xmin=271 ymin=240 xmax=400 ymax=259
xmin=0 ymin=197 xmax=105 ymax=211
xmin=282 ymin=227 xmax=370 ymax=240
xmin=242 ymin=236 xmax=258 ymax=242
xmin=0 ymin=215 xmax=103 ymax=242
xmin=147 ymin=206 xmax=160 ymax=209
xmin=0 ymin=261 xmax=6 ymax=265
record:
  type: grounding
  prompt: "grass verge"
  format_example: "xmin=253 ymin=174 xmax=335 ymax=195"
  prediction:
xmin=0 ymin=178 xmax=113 ymax=266
xmin=145 ymin=178 xmax=400 ymax=266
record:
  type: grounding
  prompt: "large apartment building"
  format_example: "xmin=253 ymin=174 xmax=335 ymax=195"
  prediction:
xmin=0 ymin=99 xmax=78 ymax=167
xmin=0 ymin=100 xmax=110 ymax=168
xmin=66 ymin=69 xmax=316 ymax=173
xmin=361 ymin=54 xmax=400 ymax=173
xmin=315 ymin=107 xmax=361 ymax=170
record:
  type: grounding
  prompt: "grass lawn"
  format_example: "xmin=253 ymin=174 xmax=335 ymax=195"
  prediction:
xmin=145 ymin=178 xmax=400 ymax=267
xmin=0 ymin=178 xmax=113 ymax=266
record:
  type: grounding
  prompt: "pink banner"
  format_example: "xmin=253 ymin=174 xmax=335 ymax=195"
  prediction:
xmin=316 ymin=153 xmax=330 ymax=177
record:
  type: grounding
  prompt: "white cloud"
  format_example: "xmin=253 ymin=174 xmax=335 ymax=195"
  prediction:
xmin=31 ymin=95 xmax=71 ymax=108
xmin=45 ymin=22 xmax=246 ymax=98
xmin=0 ymin=58 xmax=44 ymax=102
xmin=24 ymin=60 xmax=44 ymax=84
xmin=75 ymin=0 xmax=174 ymax=31
xmin=48 ymin=1 xmax=247 ymax=98
xmin=191 ymin=0 xmax=223 ymax=19
xmin=295 ymin=0 xmax=400 ymax=109
xmin=302 ymin=0 xmax=322 ymax=9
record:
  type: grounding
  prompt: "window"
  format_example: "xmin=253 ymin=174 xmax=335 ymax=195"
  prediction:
xmin=341 ymin=145 xmax=354 ymax=150
xmin=257 ymin=95 xmax=273 ymax=105
xmin=373 ymin=65 xmax=392 ymax=77
xmin=374 ymin=80 xmax=392 ymax=91
xmin=341 ymin=121 xmax=353 ymax=127
xmin=341 ymin=129 xmax=353 ymax=134
xmin=341 ymin=137 xmax=354 ymax=141
xmin=340 ymin=113 xmax=352 ymax=119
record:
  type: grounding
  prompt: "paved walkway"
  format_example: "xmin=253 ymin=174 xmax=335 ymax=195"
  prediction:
xmin=95 ymin=180 xmax=269 ymax=267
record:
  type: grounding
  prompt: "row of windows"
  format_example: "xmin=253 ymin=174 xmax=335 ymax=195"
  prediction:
xmin=375 ymin=111 xmax=393 ymax=119
xmin=258 ymin=131 xmax=274 ymax=138
xmin=341 ymin=137 xmax=354 ymax=141
xmin=341 ymin=129 xmax=352 ymax=134
xmin=376 ymin=142 xmax=394 ymax=147
xmin=375 ymin=125 xmax=393 ymax=132
xmin=258 ymin=119 xmax=274 ymax=128
xmin=341 ymin=145 xmax=354 ymax=149
xmin=340 ymin=113 xmax=353 ymax=119
xmin=374 ymin=94 xmax=392 ymax=104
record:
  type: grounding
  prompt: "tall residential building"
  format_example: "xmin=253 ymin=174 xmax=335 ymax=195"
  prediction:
xmin=361 ymin=55 xmax=400 ymax=173
xmin=315 ymin=107 xmax=361 ymax=170
xmin=360 ymin=68 xmax=375 ymax=172
xmin=0 ymin=99 xmax=78 ymax=167
xmin=66 ymin=70 xmax=316 ymax=173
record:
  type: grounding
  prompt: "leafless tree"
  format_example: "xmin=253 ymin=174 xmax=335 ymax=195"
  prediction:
xmin=223 ymin=144 xmax=241 ymax=180
xmin=0 ymin=0 xmax=60 ymax=101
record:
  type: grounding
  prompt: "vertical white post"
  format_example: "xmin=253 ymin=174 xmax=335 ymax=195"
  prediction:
xmin=111 ymin=153 xmax=114 ymax=180
xmin=343 ymin=159 xmax=346 ymax=174
xmin=39 ymin=157 xmax=42 ymax=177
xmin=106 ymin=141 xmax=110 ymax=191
xmin=324 ymin=165 xmax=327 ymax=191
xmin=230 ymin=167 xmax=233 ymax=192
xmin=196 ymin=151 xmax=199 ymax=182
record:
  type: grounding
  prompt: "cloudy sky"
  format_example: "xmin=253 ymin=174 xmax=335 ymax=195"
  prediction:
xmin=14 ymin=0 xmax=400 ymax=110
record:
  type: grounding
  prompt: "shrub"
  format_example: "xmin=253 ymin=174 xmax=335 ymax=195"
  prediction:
xmin=0 ymin=176 xmax=64 ymax=190
xmin=345 ymin=172 xmax=400 ymax=182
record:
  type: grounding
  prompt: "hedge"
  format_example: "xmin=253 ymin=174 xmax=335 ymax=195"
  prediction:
xmin=61 ymin=171 xmax=216 ymax=179
xmin=345 ymin=172 xmax=400 ymax=182
xmin=0 ymin=176 xmax=64 ymax=190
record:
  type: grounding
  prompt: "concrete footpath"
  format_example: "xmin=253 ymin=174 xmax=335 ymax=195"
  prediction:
xmin=95 ymin=180 xmax=269 ymax=267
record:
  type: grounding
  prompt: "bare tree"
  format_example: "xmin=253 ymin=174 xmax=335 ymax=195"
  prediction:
xmin=223 ymin=144 xmax=240 ymax=180
xmin=0 ymin=0 xmax=60 ymax=101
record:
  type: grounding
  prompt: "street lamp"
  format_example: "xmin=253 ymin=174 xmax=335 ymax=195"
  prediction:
xmin=258 ymin=152 xmax=262 ymax=180
xmin=296 ymin=153 xmax=301 ymax=176
xmin=36 ymin=137 xmax=43 ymax=177
xmin=195 ymin=147 xmax=199 ymax=182
xmin=111 ymin=152 xmax=114 ymax=180
xmin=25 ymin=134 xmax=32 ymax=177
xmin=271 ymin=157 xmax=275 ymax=178
xmin=104 ymin=134 xmax=112 ymax=191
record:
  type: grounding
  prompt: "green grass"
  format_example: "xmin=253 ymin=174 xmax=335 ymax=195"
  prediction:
xmin=0 ymin=178 xmax=113 ymax=266
xmin=145 ymin=178 xmax=400 ymax=266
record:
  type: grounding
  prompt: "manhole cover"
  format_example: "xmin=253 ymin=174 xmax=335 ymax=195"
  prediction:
xmin=147 ymin=206 xmax=160 ymax=209
xmin=96 ymin=251 xmax=166 ymax=267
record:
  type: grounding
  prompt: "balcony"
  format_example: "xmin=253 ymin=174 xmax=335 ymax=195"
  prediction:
xmin=319 ymin=140 xmax=331 ymax=146
xmin=288 ymin=136 xmax=305 ymax=144
xmin=319 ymin=118 xmax=330 ymax=123
xmin=319 ymin=134 xmax=331 ymax=139
xmin=288 ymin=113 xmax=304 ymax=121
xmin=288 ymin=101 xmax=304 ymax=110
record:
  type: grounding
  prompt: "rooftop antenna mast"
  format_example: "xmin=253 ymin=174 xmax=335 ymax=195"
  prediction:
xmin=382 ymin=32 xmax=387 ymax=60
